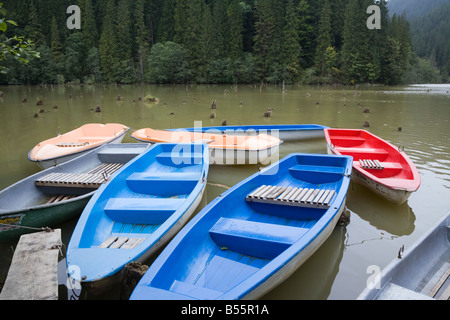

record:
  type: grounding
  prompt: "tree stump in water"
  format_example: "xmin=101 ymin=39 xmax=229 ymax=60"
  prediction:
xmin=338 ymin=209 xmax=351 ymax=226
xmin=120 ymin=262 xmax=149 ymax=300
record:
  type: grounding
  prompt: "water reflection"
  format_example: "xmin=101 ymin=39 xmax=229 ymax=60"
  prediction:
xmin=346 ymin=182 xmax=415 ymax=236
xmin=387 ymin=84 xmax=450 ymax=96
xmin=262 ymin=225 xmax=346 ymax=300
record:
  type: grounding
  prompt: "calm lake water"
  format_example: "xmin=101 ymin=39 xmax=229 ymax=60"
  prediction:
xmin=0 ymin=83 xmax=449 ymax=300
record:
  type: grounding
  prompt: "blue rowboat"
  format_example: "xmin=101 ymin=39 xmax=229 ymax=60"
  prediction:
xmin=66 ymin=143 xmax=209 ymax=293
xmin=169 ymin=124 xmax=329 ymax=142
xmin=130 ymin=153 xmax=352 ymax=300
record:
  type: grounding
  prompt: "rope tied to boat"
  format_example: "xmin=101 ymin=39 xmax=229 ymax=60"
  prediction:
xmin=0 ymin=222 xmax=54 ymax=233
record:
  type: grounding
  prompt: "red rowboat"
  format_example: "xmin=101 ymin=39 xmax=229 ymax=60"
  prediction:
xmin=324 ymin=128 xmax=420 ymax=204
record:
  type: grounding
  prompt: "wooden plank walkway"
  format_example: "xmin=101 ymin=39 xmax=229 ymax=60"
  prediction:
xmin=0 ymin=229 xmax=62 ymax=300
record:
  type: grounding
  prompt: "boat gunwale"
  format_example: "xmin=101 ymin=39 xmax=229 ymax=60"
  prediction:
xmin=66 ymin=142 xmax=210 ymax=283
xmin=324 ymin=128 xmax=420 ymax=192
xmin=131 ymin=153 xmax=352 ymax=300
xmin=168 ymin=124 xmax=329 ymax=133
xmin=218 ymin=155 xmax=352 ymax=299
xmin=131 ymin=129 xmax=283 ymax=151
xmin=357 ymin=210 xmax=450 ymax=300
xmin=27 ymin=126 xmax=130 ymax=163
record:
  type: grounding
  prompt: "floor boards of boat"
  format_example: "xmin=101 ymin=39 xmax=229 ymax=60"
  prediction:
xmin=46 ymin=194 xmax=77 ymax=204
xmin=35 ymin=163 xmax=124 ymax=188
xmin=421 ymin=262 xmax=450 ymax=300
xmin=98 ymin=235 xmax=145 ymax=249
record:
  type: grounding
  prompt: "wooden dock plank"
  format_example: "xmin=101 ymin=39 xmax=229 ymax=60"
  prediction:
xmin=0 ymin=229 xmax=61 ymax=300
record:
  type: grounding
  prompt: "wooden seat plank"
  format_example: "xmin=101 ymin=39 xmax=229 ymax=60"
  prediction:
xmin=35 ymin=163 xmax=124 ymax=189
xmin=246 ymin=185 xmax=335 ymax=208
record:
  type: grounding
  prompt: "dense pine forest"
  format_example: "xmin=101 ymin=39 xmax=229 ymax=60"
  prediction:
xmin=0 ymin=0 xmax=447 ymax=86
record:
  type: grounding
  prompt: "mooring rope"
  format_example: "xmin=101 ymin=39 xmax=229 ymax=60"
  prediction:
xmin=0 ymin=222 xmax=53 ymax=232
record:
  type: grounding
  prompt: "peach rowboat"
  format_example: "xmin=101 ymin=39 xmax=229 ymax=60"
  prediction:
xmin=28 ymin=123 xmax=130 ymax=169
xmin=131 ymin=128 xmax=283 ymax=165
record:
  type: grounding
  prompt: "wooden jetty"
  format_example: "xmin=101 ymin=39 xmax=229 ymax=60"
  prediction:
xmin=0 ymin=229 xmax=62 ymax=300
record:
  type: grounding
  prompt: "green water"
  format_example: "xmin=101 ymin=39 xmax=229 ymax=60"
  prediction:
xmin=0 ymin=83 xmax=449 ymax=300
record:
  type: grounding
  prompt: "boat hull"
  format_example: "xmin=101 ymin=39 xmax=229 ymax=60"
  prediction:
xmin=170 ymin=124 xmax=328 ymax=142
xmin=67 ymin=143 xmax=210 ymax=295
xmin=242 ymin=199 xmax=346 ymax=299
xmin=324 ymin=128 xmax=420 ymax=205
xmin=130 ymin=153 xmax=352 ymax=300
xmin=75 ymin=185 xmax=207 ymax=295
xmin=32 ymin=132 xmax=127 ymax=169
xmin=208 ymin=144 xmax=280 ymax=165
xmin=358 ymin=211 xmax=450 ymax=300
xmin=131 ymin=128 xmax=282 ymax=165
xmin=0 ymin=195 xmax=91 ymax=243
xmin=0 ymin=143 xmax=148 ymax=242
xmin=326 ymin=146 xmax=411 ymax=204
xmin=350 ymin=167 xmax=411 ymax=204
xmin=133 ymin=142 xmax=280 ymax=165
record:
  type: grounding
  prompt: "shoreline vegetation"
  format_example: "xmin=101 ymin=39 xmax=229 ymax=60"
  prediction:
xmin=0 ymin=0 xmax=447 ymax=87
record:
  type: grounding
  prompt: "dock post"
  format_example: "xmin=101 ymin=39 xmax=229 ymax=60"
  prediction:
xmin=0 ymin=229 xmax=62 ymax=300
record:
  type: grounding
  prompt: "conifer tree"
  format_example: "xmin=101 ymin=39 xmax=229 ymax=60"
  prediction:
xmin=135 ymin=0 xmax=150 ymax=80
xmin=267 ymin=0 xmax=285 ymax=65
xmin=297 ymin=0 xmax=314 ymax=68
xmin=228 ymin=0 xmax=243 ymax=59
xmin=315 ymin=0 xmax=332 ymax=75
xmin=198 ymin=3 xmax=214 ymax=81
xmin=211 ymin=0 xmax=230 ymax=59
xmin=81 ymin=0 xmax=98 ymax=49
xmin=253 ymin=0 xmax=275 ymax=80
xmin=25 ymin=0 xmax=46 ymax=47
xmin=157 ymin=0 xmax=176 ymax=43
xmin=174 ymin=0 xmax=189 ymax=45
xmin=50 ymin=16 xmax=63 ymax=62
xmin=65 ymin=32 xmax=86 ymax=82
xmin=282 ymin=0 xmax=302 ymax=81
xmin=176 ymin=0 xmax=204 ymax=79
xmin=99 ymin=1 xmax=118 ymax=82
xmin=341 ymin=0 xmax=373 ymax=83
xmin=116 ymin=0 xmax=132 ymax=61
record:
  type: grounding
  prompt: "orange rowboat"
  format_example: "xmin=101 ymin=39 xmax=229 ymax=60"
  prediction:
xmin=28 ymin=123 xmax=130 ymax=169
xmin=131 ymin=128 xmax=282 ymax=165
xmin=324 ymin=128 xmax=420 ymax=204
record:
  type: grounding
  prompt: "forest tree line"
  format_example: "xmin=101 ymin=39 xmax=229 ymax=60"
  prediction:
xmin=0 ymin=0 xmax=446 ymax=86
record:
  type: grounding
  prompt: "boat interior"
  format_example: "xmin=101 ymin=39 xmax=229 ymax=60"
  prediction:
xmin=327 ymin=129 xmax=413 ymax=180
xmin=77 ymin=143 xmax=207 ymax=250
xmin=145 ymin=154 xmax=349 ymax=299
